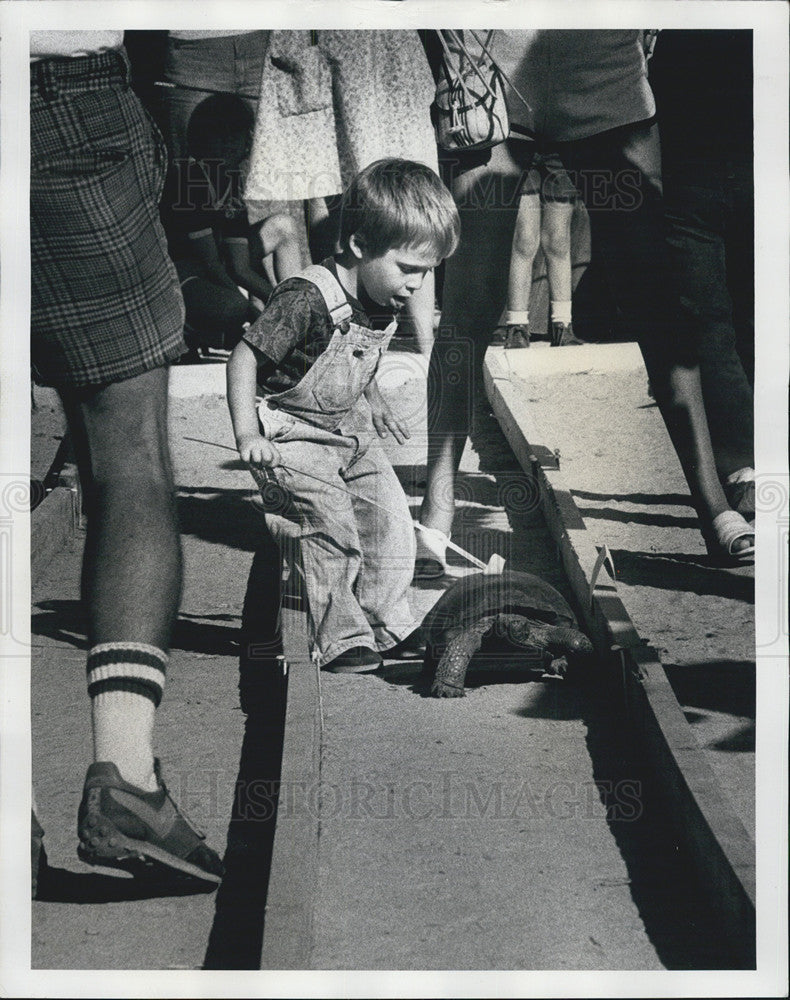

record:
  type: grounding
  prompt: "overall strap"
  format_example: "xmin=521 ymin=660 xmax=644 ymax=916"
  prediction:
xmin=298 ymin=264 xmax=353 ymax=332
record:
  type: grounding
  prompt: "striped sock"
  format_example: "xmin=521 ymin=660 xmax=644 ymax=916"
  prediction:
xmin=505 ymin=309 xmax=529 ymax=326
xmin=87 ymin=643 xmax=167 ymax=792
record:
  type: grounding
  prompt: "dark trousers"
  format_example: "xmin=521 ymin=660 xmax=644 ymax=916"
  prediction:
xmin=661 ymin=154 xmax=754 ymax=478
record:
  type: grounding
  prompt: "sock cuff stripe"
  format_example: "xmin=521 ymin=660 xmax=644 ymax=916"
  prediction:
xmin=87 ymin=662 xmax=165 ymax=690
xmin=87 ymin=647 xmax=168 ymax=675
xmin=88 ymin=642 xmax=168 ymax=666
xmin=88 ymin=678 xmax=161 ymax=706
xmin=505 ymin=310 xmax=529 ymax=325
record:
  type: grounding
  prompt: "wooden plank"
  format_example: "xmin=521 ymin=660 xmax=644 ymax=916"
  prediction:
xmin=624 ymin=645 xmax=755 ymax=965
xmin=484 ymin=348 xmax=756 ymax=964
xmin=485 ymin=355 xmax=640 ymax=654
xmin=259 ymin=606 xmax=321 ymax=969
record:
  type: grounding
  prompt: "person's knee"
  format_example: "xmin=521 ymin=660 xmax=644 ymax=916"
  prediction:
xmin=512 ymin=214 xmax=541 ymax=260
xmin=72 ymin=368 xmax=174 ymax=484
xmin=262 ymin=212 xmax=298 ymax=250
xmin=541 ymin=214 xmax=573 ymax=260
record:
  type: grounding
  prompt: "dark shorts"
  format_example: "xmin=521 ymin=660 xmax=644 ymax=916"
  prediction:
xmin=30 ymin=49 xmax=186 ymax=389
xmin=515 ymin=148 xmax=578 ymax=203
xmin=439 ymin=138 xmax=578 ymax=204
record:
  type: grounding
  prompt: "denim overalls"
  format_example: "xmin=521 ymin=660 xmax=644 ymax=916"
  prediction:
xmin=255 ymin=265 xmax=419 ymax=667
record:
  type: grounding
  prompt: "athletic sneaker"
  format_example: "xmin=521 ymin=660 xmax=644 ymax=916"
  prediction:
xmin=322 ymin=646 xmax=383 ymax=673
xmin=77 ymin=760 xmax=224 ymax=885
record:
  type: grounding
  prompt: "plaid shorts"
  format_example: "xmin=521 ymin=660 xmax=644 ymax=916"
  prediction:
xmin=30 ymin=48 xmax=186 ymax=389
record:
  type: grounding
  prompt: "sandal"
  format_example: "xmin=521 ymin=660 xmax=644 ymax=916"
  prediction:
xmin=703 ymin=510 xmax=755 ymax=565
xmin=414 ymin=525 xmax=449 ymax=580
xmin=723 ymin=469 xmax=755 ymax=521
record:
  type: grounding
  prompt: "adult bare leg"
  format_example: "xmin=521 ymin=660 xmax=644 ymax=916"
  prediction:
xmin=63 ymin=367 xmax=182 ymax=649
xmin=507 ymin=191 xmax=542 ymax=317
xmin=541 ymin=199 xmax=574 ymax=304
xmin=420 ymin=151 xmax=521 ymax=539
xmin=62 ymin=366 xmax=182 ymax=787
xmin=398 ymin=269 xmax=437 ymax=359
xmin=562 ymin=123 xmax=749 ymax=552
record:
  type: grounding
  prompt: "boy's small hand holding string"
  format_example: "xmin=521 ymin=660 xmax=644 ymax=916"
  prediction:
xmin=237 ymin=431 xmax=281 ymax=469
xmin=227 ymin=339 xmax=282 ymax=469
xmin=364 ymin=378 xmax=411 ymax=445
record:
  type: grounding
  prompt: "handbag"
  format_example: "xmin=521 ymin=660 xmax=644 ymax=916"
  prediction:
xmin=432 ymin=29 xmax=532 ymax=151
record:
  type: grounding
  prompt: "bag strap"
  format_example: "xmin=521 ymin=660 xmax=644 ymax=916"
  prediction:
xmin=297 ymin=264 xmax=353 ymax=331
xmin=437 ymin=29 xmax=495 ymax=106
xmin=437 ymin=29 xmax=532 ymax=117
xmin=468 ymin=29 xmax=533 ymax=116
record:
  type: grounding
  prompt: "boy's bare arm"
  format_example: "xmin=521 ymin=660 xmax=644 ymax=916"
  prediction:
xmin=226 ymin=340 xmax=281 ymax=468
xmin=364 ymin=376 xmax=410 ymax=446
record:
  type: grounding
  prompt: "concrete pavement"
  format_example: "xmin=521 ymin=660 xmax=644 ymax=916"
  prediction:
xmin=30 ymin=347 xmax=745 ymax=971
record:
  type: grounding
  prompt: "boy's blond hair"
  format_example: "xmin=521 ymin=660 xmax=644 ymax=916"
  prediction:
xmin=339 ymin=158 xmax=460 ymax=260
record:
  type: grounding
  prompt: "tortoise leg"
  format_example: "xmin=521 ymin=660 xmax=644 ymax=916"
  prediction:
xmin=544 ymin=655 xmax=569 ymax=678
xmin=431 ymin=617 xmax=496 ymax=697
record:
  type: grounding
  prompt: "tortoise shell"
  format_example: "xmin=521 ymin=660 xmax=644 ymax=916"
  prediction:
xmin=422 ymin=570 xmax=590 ymax=696
xmin=424 ymin=570 xmax=577 ymax=641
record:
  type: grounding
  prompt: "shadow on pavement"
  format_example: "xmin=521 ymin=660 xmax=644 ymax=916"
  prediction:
xmin=664 ymin=659 xmax=755 ymax=715
xmin=521 ymin=676 xmax=747 ymax=968
xmin=31 ymin=599 xmax=88 ymax=650
xmin=572 ymin=489 xmax=693 ymax=507
xmin=610 ymin=549 xmax=755 ymax=602
xmin=575 ymin=506 xmax=700 ymax=530
xmin=35 ymin=865 xmax=215 ymax=903
xmin=664 ymin=659 xmax=755 ymax=741
xmin=203 ymin=702 xmax=286 ymax=970
xmin=707 ymin=723 xmax=755 ymax=752
xmin=31 ymin=601 xmax=244 ymax=658
xmin=176 ymin=489 xmax=269 ymax=552
xmin=204 ymin=535 xmax=286 ymax=970
xmin=171 ymin=614 xmax=241 ymax=657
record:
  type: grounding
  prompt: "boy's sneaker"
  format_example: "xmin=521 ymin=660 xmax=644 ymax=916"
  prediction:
xmin=323 ymin=646 xmax=383 ymax=673
xmin=505 ymin=324 xmax=530 ymax=349
xmin=77 ymin=760 xmax=224 ymax=886
xmin=384 ymin=628 xmax=426 ymax=659
xmin=551 ymin=321 xmax=584 ymax=346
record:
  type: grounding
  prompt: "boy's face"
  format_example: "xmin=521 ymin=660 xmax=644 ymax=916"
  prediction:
xmin=352 ymin=239 xmax=441 ymax=313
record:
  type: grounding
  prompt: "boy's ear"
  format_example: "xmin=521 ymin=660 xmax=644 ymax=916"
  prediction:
xmin=348 ymin=232 xmax=366 ymax=260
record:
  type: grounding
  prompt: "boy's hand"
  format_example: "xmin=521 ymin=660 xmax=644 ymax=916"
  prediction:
xmin=365 ymin=379 xmax=410 ymax=445
xmin=237 ymin=432 xmax=281 ymax=469
xmin=370 ymin=400 xmax=410 ymax=445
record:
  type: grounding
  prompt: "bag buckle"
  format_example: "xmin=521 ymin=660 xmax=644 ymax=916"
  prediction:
xmin=449 ymin=102 xmax=464 ymax=135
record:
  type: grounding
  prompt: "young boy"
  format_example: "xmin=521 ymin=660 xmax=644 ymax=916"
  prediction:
xmin=227 ymin=159 xmax=460 ymax=672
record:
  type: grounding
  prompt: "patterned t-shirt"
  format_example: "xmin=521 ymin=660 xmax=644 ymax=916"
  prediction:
xmin=243 ymin=259 xmax=394 ymax=395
